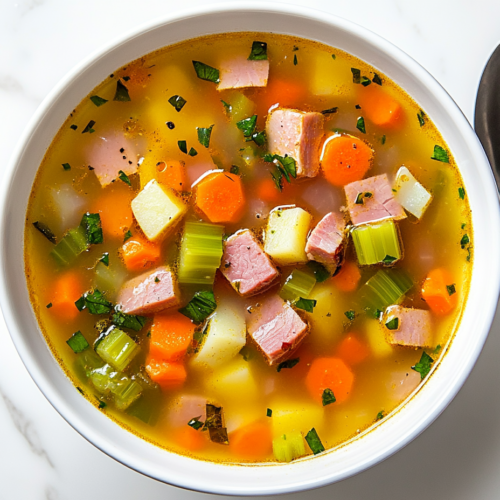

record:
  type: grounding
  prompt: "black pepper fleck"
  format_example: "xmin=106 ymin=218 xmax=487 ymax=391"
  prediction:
xmin=167 ymin=121 xmax=175 ymax=129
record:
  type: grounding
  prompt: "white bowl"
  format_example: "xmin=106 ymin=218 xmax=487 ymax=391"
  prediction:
xmin=1 ymin=2 xmax=499 ymax=496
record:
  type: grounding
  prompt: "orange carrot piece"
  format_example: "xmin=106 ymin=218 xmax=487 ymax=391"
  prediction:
xmin=257 ymin=177 xmax=281 ymax=202
xmin=336 ymin=333 xmax=370 ymax=365
xmin=121 ymin=236 xmax=162 ymax=272
xmin=332 ymin=261 xmax=362 ymax=292
xmin=320 ymin=134 xmax=374 ymax=187
xmin=358 ymin=85 xmax=404 ymax=129
xmin=49 ymin=271 xmax=85 ymax=322
xmin=229 ymin=421 xmax=272 ymax=459
xmin=149 ymin=311 xmax=195 ymax=361
xmin=91 ymin=184 xmax=134 ymax=240
xmin=174 ymin=425 xmax=206 ymax=452
xmin=145 ymin=357 xmax=187 ymax=390
xmin=306 ymin=357 xmax=354 ymax=404
xmin=195 ymin=172 xmax=245 ymax=223
xmin=257 ymin=78 xmax=306 ymax=114
xmin=156 ymin=160 xmax=187 ymax=192
xmin=421 ymin=268 xmax=458 ymax=315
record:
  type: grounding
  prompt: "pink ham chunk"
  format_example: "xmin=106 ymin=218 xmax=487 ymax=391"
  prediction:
xmin=266 ymin=108 xmax=324 ymax=178
xmin=167 ymin=394 xmax=206 ymax=428
xmin=88 ymin=131 xmax=144 ymax=187
xmin=221 ymin=230 xmax=279 ymax=297
xmin=117 ymin=265 xmax=180 ymax=315
xmin=383 ymin=305 xmax=433 ymax=347
xmin=345 ymin=174 xmax=406 ymax=226
xmin=247 ymin=295 xmax=308 ymax=365
xmin=305 ymin=212 xmax=346 ymax=272
xmin=217 ymin=56 xmax=269 ymax=90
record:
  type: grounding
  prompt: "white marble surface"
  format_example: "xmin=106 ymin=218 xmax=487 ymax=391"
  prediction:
xmin=2 ymin=0 xmax=500 ymax=498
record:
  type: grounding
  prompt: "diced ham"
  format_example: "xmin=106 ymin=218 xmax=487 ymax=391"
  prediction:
xmin=87 ymin=130 xmax=144 ymax=187
xmin=117 ymin=265 xmax=180 ymax=315
xmin=247 ymin=295 xmax=308 ymax=365
xmin=344 ymin=174 xmax=406 ymax=226
xmin=217 ymin=56 xmax=269 ymax=90
xmin=266 ymin=108 xmax=324 ymax=178
xmin=383 ymin=305 xmax=433 ymax=347
xmin=221 ymin=230 xmax=279 ymax=297
xmin=305 ymin=212 xmax=346 ymax=272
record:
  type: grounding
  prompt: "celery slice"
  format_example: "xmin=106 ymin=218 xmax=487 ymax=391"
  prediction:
xmin=50 ymin=226 xmax=88 ymax=266
xmin=352 ymin=220 xmax=402 ymax=266
xmin=358 ymin=269 xmax=413 ymax=316
xmin=279 ymin=269 xmax=316 ymax=302
xmin=178 ymin=222 xmax=224 ymax=285
xmin=95 ymin=328 xmax=140 ymax=371
xmin=272 ymin=432 xmax=306 ymax=462
xmin=112 ymin=378 xmax=143 ymax=410
xmin=223 ymin=91 xmax=255 ymax=122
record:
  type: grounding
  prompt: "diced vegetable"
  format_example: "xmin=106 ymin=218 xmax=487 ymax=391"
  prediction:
xmin=264 ymin=207 xmax=311 ymax=266
xmin=364 ymin=319 xmax=394 ymax=357
xmin=270 ymin=399 xmax=324 ymax=437
xmin=131 ymin=179 xmax=187 ymax=241
xmin=113 ymin=377 xmax=143 ymax=410
xmin=351 ymin=220 xmax=402 ymax=266
xmin=358 ymin=269 xmax=413 ymax=316
xmin=96 ymin=328 xmax=140 ymax=371
xmin=178 ymin=222 xmax=224 ymax=285
xmin=421 ymin=268 xmax=458 ymax=315
xmin=66 ymin=331 xmax=89 ymax=353
xmin=358 ymin=85 xmax=403 ymax=128
xmin=393 ymin=166 xmax=432 ymax=219
xmin=230 ymin=421 xmax=272 ymax=459
xmin=331 ymin=261 xmax=361 ymax=292
xmin=49 ymin=272 xmax=85 ymax=321
xmin=305 ymin=428 xmax=325 ymax=455
xmin=191 ymin=302 xmax=246 ymax=369
xmin=94 ymin=261 xmax=127 ymax=301
xmin=156 ymin=160 xmax=187 ymax=192
xmin=149 ymin=312 xmax=195 ymax=361
xmin=279 ymin=269 xmax=316 ymax=302
xmin=221 ymin=91 xmax=255 ymax=122
xmin=257 ymin=177 xmax=281 ymax=202
xmin=306 ymin=357 xmax=354 ymax=403
xmin=50 ymin=225 xmax=88 ymax=266
xmin=195 ymin=172 xmax=245 ymax=224
xmin=145 ymin=358 xmax=187 ymax=390
xmin=336 ymin=333 xmax=370 ymax=365
xmin=120 ymin=236 xmax=161 ymax=272
xmin=272 ymin=432 xmax=306 ymax=462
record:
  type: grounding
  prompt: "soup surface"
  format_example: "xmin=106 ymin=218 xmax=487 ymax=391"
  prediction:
xmin=25 ymin=33 xmax=472 ymax=464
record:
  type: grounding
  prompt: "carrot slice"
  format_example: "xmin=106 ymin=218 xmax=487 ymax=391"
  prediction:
xmin=320 ymin=134 xmax=374 ymax=186
xmin=49 ymin=271 xmax=85 ymax=322
xmin=121 ymin=236 xmax=162 ymax=272
xmin=358 ymin=85 xmax=404 ymax=129
xmin=421 ymin=268 xmax=458 ymax=315
xmin=149 ymin=311 xmax=195 ymax=361
xmin=156 ymin=160 xmax=187 ymax=192
xmin=195 ymin=172 xmax=245 ymax=223
xmin=257 ymin=177 xmax=281 ymax=203
xmin=336 ymin=334 xmax=370 ymax=365
xmin=90 ymin=184 xmax=134 ymax=240
xmin=332 ymin=261 xmax=362 ymax=292
xmin=306 ymin=357 xmax=354 ymax=404
xmin=145 ymin=357 xmax=187 ymax=390
xmin=173 ymin=425 xmax=206 ymax=452
xmin=229 ymin=421 xmax=272 ymax=459
xmin=257 ymin=78 xmax=306 ymax=115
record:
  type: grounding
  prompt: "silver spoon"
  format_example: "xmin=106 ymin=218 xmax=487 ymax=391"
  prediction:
xmin=475 ymin=43 xmax=500 ymax=189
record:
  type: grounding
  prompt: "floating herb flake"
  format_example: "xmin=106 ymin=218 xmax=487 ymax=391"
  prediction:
xmin=236 ymin=115 xmax=257 ymax=138
xmin=82 ymin=120 xmax=96 ymax=134
xmin=168 ymin=95 xmax=187 ymax=112
xmin=458 ymin=187 xmax=465 ymax=199
xmin=112 ymin=309 xmax=147 ymax=332
xmin=66 ymin=331 xmax=89 ymax=353
xmin=192 ymin=61 xmax=220 ymax=83
xmin=356 ymin=116 xmax=366 ymax=134
xmin=344 ymin=310 xmax=356 ymax=321
xmin=114 ymin=80 xmax=131 ymax=102
xmin=221 ymin=99 xmax=232 ymax=115
xmin=277 ymin=358 xmax=300 ymax=372
xmin=460 ymin=234 xmax=470 ymax=248
xmin=417 ymin=110 xmax=426 ymax=127
xmin=351 ymin=68 xmax=361 ymax=84
xmin=321 ymin=107 xmax=338 ymax=115
xmin=305 ymin=428 xmax=325 ymax=455
xmin=75 ymin=289 xmax=113 ymax=315
xmin=431 ymin=145 xmax=449 ymax=163
xmin=124 ymin=230 xmax=132 ymax=242
xmin=248 ymin=41 xmax=267 ymax=61
xmin=118 ymin=170 xmax=132 ymax=186
xmin=293 ymin=54 xmax=298 ymax=66
xmin=372 ymin=73 xmax=382 ymax=85
xmin=179 ymin=290 xmax=217 ymax=324
xmin=188 ymin=417 xmax=204 ymax=430
xmin=62 ymin=163 xmax=71 ymax=171
xmin=188 ymin=147 xmax=198 ymax=157
xmin=382 ymin=255 xmax=397 ymax=265
xmin=381 ymin=135 xmax=386 ymax=145
xmin=197 ymin=125 xmax=214 ymax=148
xmin=295 ymin=297 xmax=317 ymax=313
xmin=230 ymin=165 xmax=240 ymax=175
xmin=32 ymin=221 xmax=56 ymax=243
xmin=360 ymin=76 xmax=371 ymax=87
xmin=46 ymin=303 xmax=52 ymax=309
xmin=376 ymin=411 xmax=385 ymax=421
xmin=385 ymin=317 xmax=399 ymax=330
xmin=99 ymin=253 xmax=109 ymax=266
xmin=80 ymin=213 xmax=103 ymax=245
xmin=307 ymin=261 xmax=330 ymax=282
xmin=446 ymin=284 xmax=456 ymax=296
xmin=90 ymin=95 xmax=108 ymax=107
xmin=411 ymin=351 xmax=434 ymax=380
xmin=266 ymin=408 xmax=272 ymax=417
xmin=322 ymin=388 xmax=336 ymax=406
xmin=178 ymin=140 xmax=187 ymax=154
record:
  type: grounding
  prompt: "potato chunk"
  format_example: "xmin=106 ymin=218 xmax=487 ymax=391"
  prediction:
xmin=131 ymin=179 xmax=187 ymax=241
xmin=270 ymin=398 xmax=324 ymax=437
xmin=264 ymin=207 xmax=312 ymax=266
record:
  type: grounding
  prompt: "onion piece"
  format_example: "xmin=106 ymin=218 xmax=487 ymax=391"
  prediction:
xmin=393 ymin=166 xmax=432 ymax=219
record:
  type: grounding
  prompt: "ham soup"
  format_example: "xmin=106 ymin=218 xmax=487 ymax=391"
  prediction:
xmin=24 ymin=33 xmax=472 ymax=463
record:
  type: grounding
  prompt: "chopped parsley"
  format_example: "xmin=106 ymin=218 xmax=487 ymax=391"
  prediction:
xmin=221 ymin=99 xmax=232 ymax=115
xmin=295 ymin=297 xmax=317 ymax=313
xmin=381 ymin=134 xmax=386 ymax=145
xmin=90 ymin=95 xmax=108 ymax=107
xmin=248 ymin=41 xmax=267 ymax=61
xmin=385 ymin=317 xmax=399 ymax=330
xmin=263 ymin=153 xmax=297 ymax=191
xmin=80 ymin=213 xmax=103 ymax=245
xmin=446 ymin=284 xmax=456 ymax=296
xmin=46 ymin=303 xmax=52 ymax=309
xmin=113 ymin=80 xmax=131 ymax=101
xmin=360 ymin=76 xmax=371 ymax=87
xmin=411 ymin=351 xmax=434 ymax=380
xmin=32 ymin=221 xmax=56 ymax=244
xmin=307 ymin=261 xmax=330 ymax=282
xmin=417 ymin=110 xmax=426 ymax=127
xmin=351 ymin=68 xmax=361 ymax=84
xmin=305 ymin=428 xmax=325 ymax=455
xmin=123 ymin=230 xmax=132 ymax=242
xmin=356 ymin=116 xmax=366 ymax=134
xmin=431 ymin=145 xmax=449 ymax=163
xmin=458 ymin=187 xmax=465 ymax=199
xmin=197 ymin=125 xmax=214 ymax=148
xmin=293 ymin=54 xmax=298 ymax=66
xmin=62 ymin=163 xmax=71 ymax=171
xmin=188 ymin=417 xmax=204 ymax=430
xmin=344 ymin=310 xmax=356 ymax=321
xmin=155 ymin=276 xmax=160 ymax=283
xmin=433 ymin=344 xmax=442 ymax=355
xmin=99 ymin=253 xmax=109 ymax=266
xmin=168 ymin=95 xmax=187 ymax=112
xmin=460 ymin=234 xmax=470 ymax=248
xmin=321 ymin=107 xmax=338 ymax=115
xmin=372 ymin=73 xmax=382 ymax=85
xmin=376 ymin=411 xmax=385 ymax=421
xmin=82 ymin=120 xmax=96 ymax=134
xmin=355 ymin=191 xmax=372 ymax=204
xmin=98 ymin=400 xmax=107 ymax=409
xmin=188 ymin=147 xmax=198 ymax=157
xmin=66 ymin=331 xmax=89 ymax=353
xmin=118 ymin=170 xmax=132 ymax=186
xmin=75 ymin=289 xmax=113 ymax=315
xmin=192 ymin=61 xmax=220 ymax=83
xmin=266 ymin=408 xmax=272 ymax=417
xmin=112 ymin=309 xmax=147 ymax=331
xmin=70 ymin=124 xmax=78 ymax=130
xmin=276 ymin=358 xmax=300 ymax=372
xmin=236 ymin=115 xmax=258 ymax=138
xmin=251 ymin=130 xmax=267 ymax=146
xmin=331 ymin=54 xmax=336 ymax=60
xmin=382 ymin=255 xmax=397 ymax=265
xmin=179 ymin=290 xmax=217 ymax=324
xmin=322 ymin=388 xmax=336 ymax=406
xmin=178 ymin=140 xmax=187 ymax=154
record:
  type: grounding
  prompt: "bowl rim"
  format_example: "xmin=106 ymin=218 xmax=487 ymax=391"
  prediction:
xmin=2 ymin=1 xmax=500 ymax=496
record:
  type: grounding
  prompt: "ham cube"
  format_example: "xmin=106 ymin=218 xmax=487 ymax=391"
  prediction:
xmin=266 ymin=109 xmax=324 ymax=178
xmin=117 ymin=265 xmax=180 ymax=315
xmin=87 ymin=130 xmax=144 ymax=187
xmin=305 ymin=212 xmax=346 ymax=272
xmin=382 ymin=305 xmax=432 ymax=347
xmin=218 ymin=56 xmax=269 ymax=90
xmin=345 ymin=174 xmax=406 ymax=226
xmin=221 ymin=230 xmax=279 ymax=297
xmin=247 ymin=295 xmax=308 ymax=365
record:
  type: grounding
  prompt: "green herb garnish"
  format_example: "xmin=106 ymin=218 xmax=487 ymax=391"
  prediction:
xmin=178 ymin=140 xmax=187 ymax=154
xmin=382 ymin=255 xmax=397 ymax=265
xmin=276 ymin=358 xmax=300 ymax=372
xmin=66 ymin=331 xmax=89 ymax=353
xmin=381 ymin=135 xmax=386 ymax=145
xmin=70 ymin=124 xmax=77 ymax=130
xmin=98 ymin=400 xmax=107 ymax=409
xmin=351 ymin=68 xmax=361 ymax=84
xmin=82 ymin=120 xmax=96 ymax=134
xmin=411 ymin=351 xmax=434 ymax=380
xmin=112 ymin=309 xmax=147 ymax=332
xmin=431 ymin=145 xmax=449 ymax=163
xmin=221 ymin=99 xmax=232 ymax=115
xmin=266 ymin=408 xmax=272 ymax=417
xmin=168 ymin=95 xmax=187 ymax=112
xmin=80 ymin=213 xmax=103 ymax=245
xmin=75 ymin=289 xmax=113 ymax=315
xmin=237 ymin=115 xmax=257 ymax=138
xmin=458 ymin=187 xmax=465 ymax=199
xmin=192 ymin=61 xmax=220 ymax=83
xmin=62 ymin=163 xmax=71 ymax=171
xmin=360 ymin=76 xmax=371 ymax=87
xmin=293 ymin=54 xmax=298 ymax=66
xmin=385 ymin=317 xmax=399 ymax=330
xmin=197 ymin=125 xmax=214 ymax=148
xmin=356 ymin=116 xmax=366 ymax=134
xmin=321 ymin=107 xmax=338 ymax=115
xmin=322 ymin=388 xmax=336 ymax=406
xmin=307 ymin=261 xmax=330 ymax=282
xmin=230 ymin=165 xmax=240 ymax=175
xmin=372 ymin=73 xmax=382 ymax=85
xmin=263 ymin=154 xmax=297 ymax=183
xmin=344 ymin=310 xmax=356 ymax=321
xmin=446 ymin=284 xmax=456 ymax=296
xmin=179 ymin=290 xmax=217 ymax=324
xmin=305 ymin=428 xmax=325 ymax=455
xmin=114 ymin=80 xmax=131 ymax=101
xmin=248 ymin=41 xmax=267 ymax=61
xmin=251 ymin=130 xmax=267 ymax=146
xmin=188 ymin=417 xmax=204 ymax=430
xmin=188 ymin=147 xmax=198 ymax=157
xmin=460 ymin=234 xmax=470 ymax=248
xmin=331 ymin=54 xmax=336 ymax=60
xmin=295 ymin=297 xmax=317 ymax=313
xmin=46 ymin=303 xmax=52 ymax=309
xmin=376 ymin=411 xmax=385 ymax=421
xmin=32 ymin=221 xmax=56 ymax=244
xmin=124 ymin=230 xmax=132 ymax=242
xmin=90 ymin=95 xmax=108 ymax=107
xmin=433 ymin=344 xmax=442 ymax=355
xmin=99 ymin=253 xmax=109 ymax=266
xmin=118 ymin=170 xmax=132 ymax=186
xmin=417 ymin=110 xmax=426 ymax=127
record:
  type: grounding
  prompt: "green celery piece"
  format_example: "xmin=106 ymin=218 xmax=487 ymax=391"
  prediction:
xmin=225 ymin=91 xmax=255 ymax=123
xmin=95 ymin=328 xmax=140 ymax=371
xmin=50 ymin=226 xmax=88 ymax=266
xmin=280 ymin=269 xmax=316 ymax=302
xmin=272 ymin=432 xmax=306 ymax=462
xmin=112 ymin=378 xmax=143 ymax=410
xmin=178 ymin=222 xmax=224 ymax=285
xmin=351 ymin=220 xmax=401 ymax=266
xmin=358 ymin=269 xmax=413 ymax=315
xmin=74 ymin=350 xmax=105 ymax=382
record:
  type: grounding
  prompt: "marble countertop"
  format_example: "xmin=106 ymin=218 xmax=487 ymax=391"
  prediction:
xmin=2 ymin=1 xmax=500 ymax=499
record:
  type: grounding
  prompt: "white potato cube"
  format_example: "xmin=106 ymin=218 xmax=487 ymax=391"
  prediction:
xmin=191 ymin=302 xmax=246 ymax=370
xmin=131 ymin=179 xmax=187 ymax=241
xmin=393 ymin=166 xmax=432 ymax=219
xmin=264 ymin=207 xmax=312 ymax=265
xmin=364 ymin=319 xmax=393 ymax=358
xmin=310 ymin=52 xmax=343 ymax=96
xmin=270 ymin=398 xmax=324 ymax=437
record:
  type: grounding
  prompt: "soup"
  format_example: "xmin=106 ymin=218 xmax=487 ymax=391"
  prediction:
xmin=24 ymin=32 xmax=472 ymax=464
